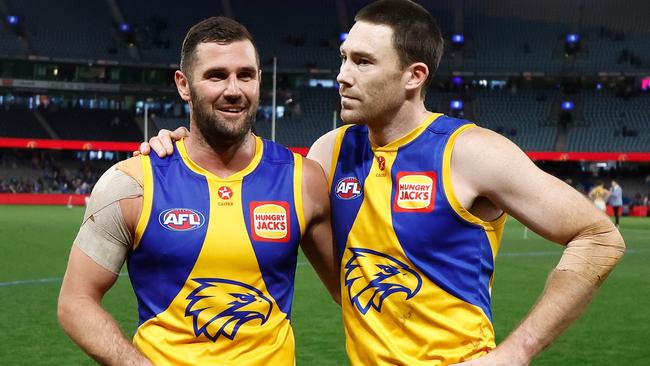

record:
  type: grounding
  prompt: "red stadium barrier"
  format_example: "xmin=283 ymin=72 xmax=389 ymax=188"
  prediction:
xmin=0 ymin=137 xmax=140 ymax=151
xmin=631 ymin=206 xmax=648 ymax=217
xmin=0 ymin=193 xmax=88 ymax=206
xmin=0 ymin=137 xmax=311 ymax=156
xmin=526 ymin=152 xmax=650 ymax=162
xmin=1 ymin=138 xmax=650 ymax=160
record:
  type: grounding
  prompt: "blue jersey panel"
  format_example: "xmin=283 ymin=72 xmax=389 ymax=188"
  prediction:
xmin=242 ymin=140 xmax=301 ymax=318
xmin=391 ymin=116 xmax=494 ymax=320
xmin=330 ymin=125 xmax=374 ymax=262
xmin=128 ymin=148 xmax=211 ymax=326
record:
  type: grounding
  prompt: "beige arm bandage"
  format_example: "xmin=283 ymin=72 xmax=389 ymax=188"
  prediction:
xmin=555 ymin=218 xmax=625 ymax=286
xmin=73 ymin=165 xmax=143 ymax=274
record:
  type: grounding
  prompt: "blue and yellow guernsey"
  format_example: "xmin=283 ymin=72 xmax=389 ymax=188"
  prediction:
xmin=329 ymin=114 xmax=506 ymax=365
xmin=126 ymin=137 xmax=304 ymax=365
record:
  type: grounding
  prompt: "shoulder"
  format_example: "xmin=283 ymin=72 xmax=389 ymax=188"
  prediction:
xmin=92 ymin=161 xmax=143 ymax=203
xmin=87 ymin=160 xmax=144 ymax=228
xmin=115 ymin=156 xmax=146 ymax=187
xmin=308 ymin=126 xmax=352 ymax=179
xmin=452 ymin=127 xmax=521 ymax=166
xmin=452 ymin=126 xmax=521 ymax=164
xmin=451 ymin=126 xmax=533 ymax=194
xmin=259 ymin=138 xmax=295 ymax=164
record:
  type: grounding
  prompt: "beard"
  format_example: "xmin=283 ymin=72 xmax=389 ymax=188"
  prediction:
xmin=190 ymin=86 xmax=258 ymax=153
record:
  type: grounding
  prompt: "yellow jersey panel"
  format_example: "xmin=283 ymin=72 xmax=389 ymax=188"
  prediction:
xmin=128 ymin=138 xmax=302 ymax=365
xmin=331 ymin=115 xmax=505 ymax=365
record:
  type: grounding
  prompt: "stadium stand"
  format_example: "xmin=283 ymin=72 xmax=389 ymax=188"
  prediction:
xmin=255 ymin=86 xmax=341 ymax=146
xmin=232 ymin=0 xmax=341 ymax=70
xmin=0 ymin=106 xmax=50 ymax=138
xmin=0 ymin=0 xmax=648 ymax=199
xmin=0 ymin=24 xmax=27 ymax=57
xmin=568 ymin=91 xmax=650 ymax=152
xmin=4 ymin=0 xmax=132 ymax=62
xmin=472 ymin=88 xmax=557 ymax=151
xmin=41 ymin=108 xmax=142 ymax=142
xmin=117 ymin=0 xmax=223 ymax=64
xmin=0 ymin=148 xmax=115 ymax=194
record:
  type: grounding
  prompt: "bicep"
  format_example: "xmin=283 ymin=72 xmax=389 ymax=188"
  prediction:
xmin=60 ymin=246 xmax=119 ymax=301
xmin=300 ymin=157 xmax=334 ymax=259
xmin=299 ymin=158 xmax=340 ymax=299
xmin=458 ymin=128 xmax=605 ymax=244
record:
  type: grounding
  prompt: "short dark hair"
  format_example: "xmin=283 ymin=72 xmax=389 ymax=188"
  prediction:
xmin=355 ymin=0 xmax=444 ymax=96
xmin=180 ymin=16 xmax=259 ymax=78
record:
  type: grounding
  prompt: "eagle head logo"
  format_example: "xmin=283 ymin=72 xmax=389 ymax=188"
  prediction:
xmin=185 ymin=278 xmax=273 ymax=341
xmin=344 ymin=248 xmax=422 ymax=314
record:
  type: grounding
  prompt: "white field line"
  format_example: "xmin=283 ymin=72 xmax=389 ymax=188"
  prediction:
xmin=2 ymin=248 xmax=648 ymax=287
xmin=0 ymin=262 xmax=311 ymax=287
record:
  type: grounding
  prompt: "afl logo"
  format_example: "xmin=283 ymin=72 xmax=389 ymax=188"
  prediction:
xmin=159 ymin=208 xmax=206 ymax=231
xmin=336 ymin=177 xmax=363 ymax=200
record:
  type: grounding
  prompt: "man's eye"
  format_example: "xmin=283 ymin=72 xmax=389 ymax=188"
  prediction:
xmin=208 ymin=73 xmax=226 ymax=80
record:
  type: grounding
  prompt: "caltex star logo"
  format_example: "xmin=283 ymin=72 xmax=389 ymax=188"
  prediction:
xmin=218 ymin=186 xmax=233 ymax=200
xmin=377 ymin=156 xmax=386 ymax=171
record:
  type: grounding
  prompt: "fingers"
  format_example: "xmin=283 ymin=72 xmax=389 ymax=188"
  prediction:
xmin=173 ymin=126 xmax=190 ymax=137
xmin=151 ymin=129 xmax=174 ymax=157
xmin=139 ymin=127 xmax=188 ymax=158
xmin=135 ymin=142 xmax=151 ymax=157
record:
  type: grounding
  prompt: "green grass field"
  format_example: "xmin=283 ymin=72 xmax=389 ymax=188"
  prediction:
xmin=1 ymin=205 xmax=648 ymax=365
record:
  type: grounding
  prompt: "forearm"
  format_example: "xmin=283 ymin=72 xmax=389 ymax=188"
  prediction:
xmin=58 ymin=297 xmax=152 ymax=366
xmin=492 ymin=269 xmax=597 ymax=364
xmin=494 ymin=219 xmax=625 ymax=364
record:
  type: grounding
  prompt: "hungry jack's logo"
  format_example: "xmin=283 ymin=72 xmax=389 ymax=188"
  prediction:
xmin=250 ymin=201 xmax=290 ymax=242
xmin=393 ymin=172 xmax=436 ymax=213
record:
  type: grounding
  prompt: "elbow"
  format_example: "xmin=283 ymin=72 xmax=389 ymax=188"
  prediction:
xmin=610 ymin=226 xmax=626 ymax=263
xmin=557 ymin=219 xmax=626 ymax=286
xmin=328 ymin=281 xmax=342 ymax=305
xmin=57 ymin=295 xmax=74 ymax=331
xmin=331 ymin=291 xmax=342 ymax=306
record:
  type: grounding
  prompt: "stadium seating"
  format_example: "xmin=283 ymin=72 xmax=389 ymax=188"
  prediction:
xmin=5 ymin=0 xmax=132 ymax=62
xmin=41 ymin=108 xmax=142 ymax=142
xmin=0 ymin=106 xmax=50 ymax=138
xmin=255 ymin=86 xmax=341 ymax=146
xmin=232 ymin=0 xmax=341 ymax=70
xmin=0 ymin=27 xmax=27 ymax=57
xmin=568 ymin=91 xmax=650 ymax=152
xmin=472 ymin=88 xmax=557 ymax=151
xmin=117 ymin=0 xmax=224 ymax=64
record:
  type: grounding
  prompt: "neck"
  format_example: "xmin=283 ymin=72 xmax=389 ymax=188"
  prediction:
xmin=367 ymin=100 xmax=431 ymax=146
xmin=184 ymin=128 xmax=256 ymax=178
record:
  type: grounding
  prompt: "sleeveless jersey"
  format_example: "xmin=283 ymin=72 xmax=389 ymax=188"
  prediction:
xmin=127 ymin=137 xmax=305 ymax=365
xmin=329 ymin=114 xmax=506 ymax=365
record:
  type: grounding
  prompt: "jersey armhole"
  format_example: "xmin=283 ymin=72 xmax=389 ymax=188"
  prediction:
xmin=442 ymin=124 xmax=507 ymax=263
xmin=292 ymin=153 xmax=306 ymax=237
xmin=129 ymin=155 xmax=153 ymax=250
xmin=441 ymin=124 xmax=507 ymax=231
